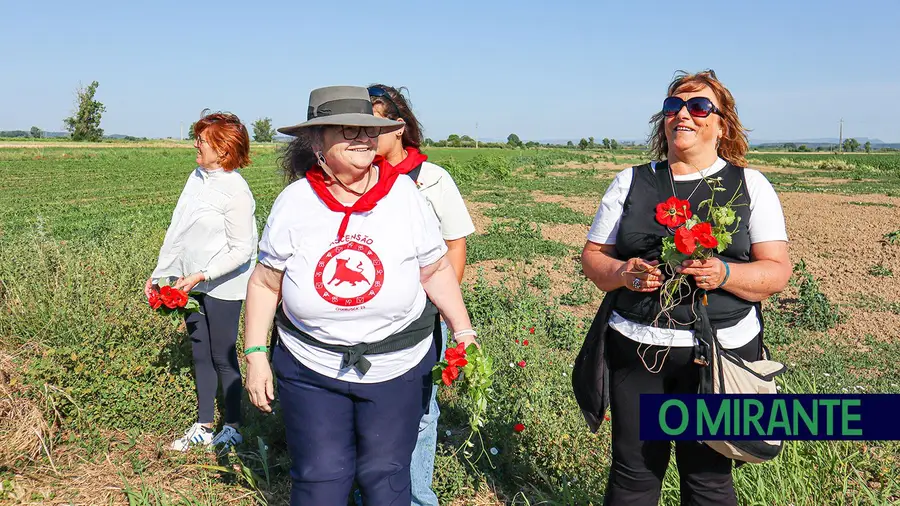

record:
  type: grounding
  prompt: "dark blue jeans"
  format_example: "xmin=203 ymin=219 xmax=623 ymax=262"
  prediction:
xmin=184 ymin=294 xmax=243 ymax=425
xmin=273 ymin=340 xmax=435 ymax=505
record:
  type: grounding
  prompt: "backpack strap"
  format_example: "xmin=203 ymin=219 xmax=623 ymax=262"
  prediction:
xmin=407 ymin=163 xmax=424 ymax=183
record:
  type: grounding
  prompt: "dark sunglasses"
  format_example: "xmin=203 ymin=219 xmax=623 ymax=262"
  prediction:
xmin=342 ymin=125 xmax=382 ymax=141
xmin=367 ymin=86 xmax=401 ymax=117
xmin=662 ymin=96 xmax=723 ymax=118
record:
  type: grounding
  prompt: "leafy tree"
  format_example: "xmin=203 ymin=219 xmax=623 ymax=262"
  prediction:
xmin=578 ymin=138 xmax=589 ymax=150
xmin=864 ymin=141 xmax=871 ymax=153
xmin=566 ymin=140 xmax=575 ymax=148
xmin=447 ymin=134 xmax=461 ymax=147
xmin=843 ymin=138 xmax=859 ymax=152
xmin=602 ymin=138 xmax=611 ymax=149
xmin=30 ymin=126 xmax=42 ymax=138
xmin=588 ymin=136 xmax=595 ymax=149
xmin=423 ymin=138 xmax=434 ymax=147
xmin=507 ymin=133 xmax=522 ymax=147
xmin=252 ymin=117 xmax=275 ymax=142
xmin=187 ymin=122 xmax=197 ymax=140
xmin=610 ymin=139 xmax=619 ymax=150
xmin=63 ymin=81 xmax=106 ymax=141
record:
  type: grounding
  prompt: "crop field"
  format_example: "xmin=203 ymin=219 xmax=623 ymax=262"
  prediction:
xmin=1 ymin=144 xmax=899 ymax=505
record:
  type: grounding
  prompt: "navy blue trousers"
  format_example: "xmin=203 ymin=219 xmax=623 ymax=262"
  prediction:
xmin=273 ymin=340 xmax=435 ymax=505
xmin=184 ymin=293 xmax=243 ymax=425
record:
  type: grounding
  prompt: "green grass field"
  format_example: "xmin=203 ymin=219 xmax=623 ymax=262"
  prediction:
xmin=1 ymin=146 xmax=898 ymax=505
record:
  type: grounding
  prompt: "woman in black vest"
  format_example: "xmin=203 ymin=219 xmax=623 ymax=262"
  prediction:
xmin=578 ymin=70 xmax=791 ymax=505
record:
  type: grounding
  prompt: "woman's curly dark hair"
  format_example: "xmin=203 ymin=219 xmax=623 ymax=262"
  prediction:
xmin=277 ymin=126 xmax=324 ymax=184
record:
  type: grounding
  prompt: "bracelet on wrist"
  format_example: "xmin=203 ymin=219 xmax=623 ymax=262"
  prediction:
xmin=717 ymin=262 xmax=731 ymax=288
xmin=244 ymin=346 xmax=269 ymax=356
xmin=453 ymin=329 xmax=477 ymax=340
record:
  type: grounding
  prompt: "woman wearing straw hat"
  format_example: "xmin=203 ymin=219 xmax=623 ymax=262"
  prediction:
xmin=241 ymin=86 xmax=479 ymax=505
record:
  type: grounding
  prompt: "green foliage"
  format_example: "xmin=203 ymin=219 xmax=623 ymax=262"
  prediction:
xmin=63 ymin=81 xmax=106 ymax=142
xmin=528 ymin=272 xmax=551 ymax=290
xmin=30 ymin=126 xmax=42 ymax=138
xmin=559 ymin=280 xmax=592 ymax=306
xmin=867 ymin=263 xmax=892 ymax=277
xmin=252 ymin=117 xmax=275 ymax=143
xmin=467 ymin=220 xmax=570 ymax=263
xmin=507 ymin=133 xmax=522 ymax=148
xmin=485 ymin=201 xmax=591 ymax=225
xmin=790 ymin=260 xmax=845 ymax=331
xmin=882 ymin=229 xmax=900 ymax=245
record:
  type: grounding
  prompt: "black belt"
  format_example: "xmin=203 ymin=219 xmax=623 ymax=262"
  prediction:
xmin=273 ymin=301 xmax=438 ymax=376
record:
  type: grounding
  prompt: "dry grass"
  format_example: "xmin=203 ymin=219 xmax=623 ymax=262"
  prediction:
xmin=0 ymin=352 xmax=54 ymax=470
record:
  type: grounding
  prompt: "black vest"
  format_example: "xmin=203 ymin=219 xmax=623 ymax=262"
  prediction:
xmin=612 ymin=161 xmax=754 ymax=330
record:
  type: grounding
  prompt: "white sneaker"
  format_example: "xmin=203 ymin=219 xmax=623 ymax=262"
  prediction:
xmin=211 ymin=425 xmax=243 ymax=449
xmin=170 ymin=423 xmax=214 ymax=452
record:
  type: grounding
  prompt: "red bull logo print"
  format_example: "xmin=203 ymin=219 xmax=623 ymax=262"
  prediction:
xmin=313 ymin=241 xmax=384 ymax=307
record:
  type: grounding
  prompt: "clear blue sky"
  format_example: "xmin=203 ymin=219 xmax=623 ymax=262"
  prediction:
xmin=3 ymin=0 xmax=898 ymax=143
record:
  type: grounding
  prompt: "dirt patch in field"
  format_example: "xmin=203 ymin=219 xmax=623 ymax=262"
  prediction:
xmin=465 ymin=201 xmax=495 ymax=234
xmin=831 ymin=310 xmax=900 ymax=346
xmin=542 ymin=223 xmax=590 ymax=248
xmin=530 ymin=191 xmax=600 ymax=217
xmin=779 ymin=192 xmax=900 ymax=304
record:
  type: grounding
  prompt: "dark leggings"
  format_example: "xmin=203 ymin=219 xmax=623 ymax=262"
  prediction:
xmin=604 ymin=329 xmax=760 ymax=506
xmin=184 ymin=294 xmax=243 ymax=425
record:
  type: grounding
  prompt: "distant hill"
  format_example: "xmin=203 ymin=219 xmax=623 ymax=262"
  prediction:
xmin=751 ymin=137 xmax=899 ymax=149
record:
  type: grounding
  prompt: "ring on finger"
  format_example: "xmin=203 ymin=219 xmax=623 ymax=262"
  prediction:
xmin=632 ymin=278 xmax=642 ymax=290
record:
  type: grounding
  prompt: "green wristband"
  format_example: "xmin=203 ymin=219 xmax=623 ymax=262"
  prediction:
xmin=244 ymin=346 xmax=269 ymax=355
xmin=717 ymin=262 xmax=731 ymax=288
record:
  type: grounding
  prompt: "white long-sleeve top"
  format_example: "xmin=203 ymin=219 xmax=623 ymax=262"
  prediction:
xmin=152 ymin=167 xmax=258 ymax=301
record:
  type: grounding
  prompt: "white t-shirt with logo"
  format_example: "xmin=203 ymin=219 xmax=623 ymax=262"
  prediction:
xmin=413 ymin=161 xmax=476 ymax=241
xmin=258 ymin=175 xmax=448 ymax=383
xmin=586 ymin=158 xmax=789 ymax=349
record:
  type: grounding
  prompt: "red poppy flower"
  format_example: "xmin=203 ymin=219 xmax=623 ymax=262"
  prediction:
xmin=523 ymin=340 xmax=529 ymax=346
xmin=529 ymin=327 xmax=535 ymax=334
xmin=148 ymin=291 xmax=162 ymax=310
xmin=441 ymin=365 xmax=460 ymax=386
xmin=691 ymin=222 xmax=718 ymax=249
xmin=513 ymin=423 xmax=525 ymax=433
xmin=159 ymin=286 xmax=179 ymax=309
xmin=674 ymin=227 xmax=696 ymax=256
xmin=604 ymin=414 xmax=611 ymax=421
xmin=655 ymin=197 xmax=692 ymax=228
xmin=444 ymin=343 xmax=468 ymax=368
xmin=515 ymin=339 xmax=520 ymax=344
xmin=517 ymin=360 xmax=526 ymax=368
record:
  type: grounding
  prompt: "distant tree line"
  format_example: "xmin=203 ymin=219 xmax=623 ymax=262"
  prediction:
xmin=422 ymin=133 xmax=636 ymax=150
xmin=751 ymin=138 xmax=884 ymax=153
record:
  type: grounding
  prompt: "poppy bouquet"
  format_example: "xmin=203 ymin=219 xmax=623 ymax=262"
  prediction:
xmin=147 ymin=277 xmax=201 ymax=324
xmin=432 ymin=341 xmax=495 ymax=462
xmin=655 ymin=177 xmax=743 ymax=313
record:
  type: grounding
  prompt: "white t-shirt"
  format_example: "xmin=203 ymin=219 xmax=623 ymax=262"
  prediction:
xmin=414 ymin=161 xmax=476 ymax=241
xmin=586 ymin=158 xmax=789 ymax=349
xmin=258 ymin=174 xmax=448 ymax=383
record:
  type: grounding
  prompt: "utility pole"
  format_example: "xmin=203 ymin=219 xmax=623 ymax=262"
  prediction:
xmin=839 ymin=118 xmax=844 ymax=153
xmin=180 ymin=122 xmax=184 ymax=141
xmin=475 ymin=122 xmax=479 ymax=149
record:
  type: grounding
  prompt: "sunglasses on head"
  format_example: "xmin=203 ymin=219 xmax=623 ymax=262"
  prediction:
xmin=662 ymin=96 xmax=723 ymax=118
xmin=341 ymin=125 xmax=382 ymax=141
xmin=367 ymin=86 xmax=401 ymax=117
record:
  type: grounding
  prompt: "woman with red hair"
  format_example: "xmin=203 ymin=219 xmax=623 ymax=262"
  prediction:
xmin=145 ymin=112 xmax=258 ymax=452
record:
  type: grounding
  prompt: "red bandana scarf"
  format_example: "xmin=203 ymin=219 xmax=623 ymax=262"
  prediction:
xmin=305 ymin=156 xmax=402 ymax=240
xmin=391 ymin=147 xmax=428 ymax=175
